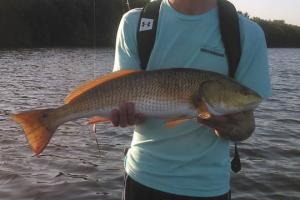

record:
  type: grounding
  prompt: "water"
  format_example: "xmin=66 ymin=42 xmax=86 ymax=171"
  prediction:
xmin=0 ymin=48 xmax=299 ymax=200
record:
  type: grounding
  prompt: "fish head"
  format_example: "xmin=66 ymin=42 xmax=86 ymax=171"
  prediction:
xmin=193 ymin=79 xmax=262 ymax=116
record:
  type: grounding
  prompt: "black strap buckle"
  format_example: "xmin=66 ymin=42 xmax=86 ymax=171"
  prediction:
xmin=231 ymin=143 xmax=241 ymax=173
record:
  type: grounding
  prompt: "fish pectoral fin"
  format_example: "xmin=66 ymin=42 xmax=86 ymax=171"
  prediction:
xmin=198 ymin=111 xmax=211 ymax=119
xmin=164 ymin=117 xmax=192 ymax=128
xmin=198 ymin=99 xmax=212 ymax=119
xmin=85 ymin=116 xmax=111 ymax=125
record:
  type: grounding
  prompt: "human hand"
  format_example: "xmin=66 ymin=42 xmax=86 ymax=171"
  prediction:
xmin=111 ymin=102 xmax=145 ymax=127
xmin=197 ymin=111 xmax=255 ymax=141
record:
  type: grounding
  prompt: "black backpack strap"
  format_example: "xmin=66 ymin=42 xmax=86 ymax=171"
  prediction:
xmin=217 ymin=0 xmax=241 ymax=78
xmin=217 ymin=0 xmax=242 ymax=173
xmin=137 ymin=0 xmax=162 ymax=70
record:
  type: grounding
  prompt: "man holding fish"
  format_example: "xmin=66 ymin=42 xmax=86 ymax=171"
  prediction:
xmin=113 ymin=0 xmax=272 ymax=199
xmin=11 ymin=0 xmax=272 ymax=199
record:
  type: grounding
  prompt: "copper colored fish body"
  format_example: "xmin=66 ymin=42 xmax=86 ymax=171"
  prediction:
xmin=11 ymin=68 xmax=262 ymax=155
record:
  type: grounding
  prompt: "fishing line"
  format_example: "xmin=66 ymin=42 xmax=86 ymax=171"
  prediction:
xmin=93 ymin=0 xmax=97 ymax=79
xmin=90 ymin=0 xmax=101 ymax=157
xmin=92 ymin=124 xmax=101 ymax=156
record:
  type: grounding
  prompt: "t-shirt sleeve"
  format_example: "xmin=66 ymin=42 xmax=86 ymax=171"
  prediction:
xmin=235 ymin=18 xmax=272 ymax=100
xmin=113 ymin=10 xmax=141 ymax=72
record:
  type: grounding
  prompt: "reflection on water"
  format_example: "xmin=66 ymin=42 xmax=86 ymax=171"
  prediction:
xmin=0 ymin=48 xmax=299 ymax=200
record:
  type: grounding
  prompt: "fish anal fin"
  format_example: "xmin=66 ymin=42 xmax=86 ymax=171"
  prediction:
xmin=85 ymin=116 xmax=111 ymax=125
xmin=64 ymin=70 xmax=142 ymax=104
xmin=164 ymin=117 xmax=192 ymax=128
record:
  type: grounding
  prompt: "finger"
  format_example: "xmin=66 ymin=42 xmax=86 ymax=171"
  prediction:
xmin=197 ymin=117 xmax=229 ymax=129
xmin=111 ymin=109 xmax=120 ymax=127
xmin=197 ymin=117 xmax=216 ymax=128
xmin=119 ymin=103 xmax=128 ymax=127
xmin=126 ymin=102 xmax=135 ymax=126
xmin=221 ymin=111 xmax=251 ymax=121
xmin=212 ymin=115 xmax=227 ymax=121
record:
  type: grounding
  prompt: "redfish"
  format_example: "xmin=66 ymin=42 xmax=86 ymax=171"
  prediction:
xmin=11 ymin=68 xmax=261 ymax=155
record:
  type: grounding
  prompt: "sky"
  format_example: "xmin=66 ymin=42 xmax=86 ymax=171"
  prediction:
xmin=229 ymin=0 xmax=300 ymax=26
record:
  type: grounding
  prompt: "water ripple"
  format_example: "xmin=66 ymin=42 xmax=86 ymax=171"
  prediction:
xmin=1 ymin=48 xmax=299 ymax=200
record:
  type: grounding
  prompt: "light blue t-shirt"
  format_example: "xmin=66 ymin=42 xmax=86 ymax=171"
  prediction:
xmin=114 ymin=0 xmax=272 ymax=197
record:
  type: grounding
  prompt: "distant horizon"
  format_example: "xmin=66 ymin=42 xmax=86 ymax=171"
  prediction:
xmin=230 ymin=0 xmax=300 ymax=26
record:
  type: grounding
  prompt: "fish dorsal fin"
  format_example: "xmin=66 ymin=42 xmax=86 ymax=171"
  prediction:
xmin=64 ymin=70 xmax=142 ymax=104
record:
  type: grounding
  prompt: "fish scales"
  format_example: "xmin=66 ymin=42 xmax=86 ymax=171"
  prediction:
xmin=63 ymin=69 xmax=216 ymax=119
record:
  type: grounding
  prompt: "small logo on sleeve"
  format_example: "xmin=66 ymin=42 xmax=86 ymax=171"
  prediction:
xmin=139 ymin=18 xmax=154 ymax=31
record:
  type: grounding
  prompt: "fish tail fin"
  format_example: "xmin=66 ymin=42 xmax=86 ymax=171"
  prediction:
xmin=11 ymin=108 xmax=58 ymax=155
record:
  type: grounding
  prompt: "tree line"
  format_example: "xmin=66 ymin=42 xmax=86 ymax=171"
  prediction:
xmin=0 ymin=0 xmax=124 ymax=47
xmin=253 ymin=18 xmax=300 ymax=48
xmin=0 ymin=0 xmax=299 ymax=48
